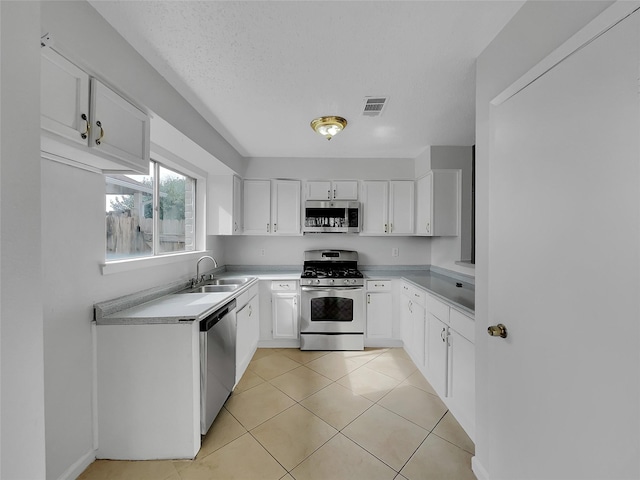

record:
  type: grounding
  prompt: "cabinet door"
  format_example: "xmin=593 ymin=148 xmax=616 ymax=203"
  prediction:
xmin=271 ymin=180 xmax=301 ymax=235
xmin=366 ymin=292 xmax=393 ymax=339
xmin=236 ymin=303 xmax=251 ymax=384
xmin=361 ymin=181 xmax=389 ymax=234
xmin=306 ymin=181 xmax=332 ymax=200
xmin=400 ymin=292 xmax=413 ymax=353
xmin=449 ymin=329 xmax=475 ymax=436
xmin=243 ymin=180 xmax=271 ymax=234
xmin=332 ymin=181 xmax=358 ymax=200
xmin=411 ymin=302 xmax=426 ymax=368
xmin=89 ymin=79 xmax=150 ymax=173
xmin=416 ymin=173 xmax=433 ymax=236
xmin=272 ymin=292 xmax=298 ymax=339
xmin=427 ymin=313 xmax=448 ymax=397
xmin=41 ymin=48 xmax=90 ymax=147
xmin=389 ymin=180 xmax=415 ymax=234
xmin=233 ymin=175 xmax=243 ymax=234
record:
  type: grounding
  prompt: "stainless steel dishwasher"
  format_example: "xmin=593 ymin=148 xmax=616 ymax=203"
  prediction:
xmin=199 ymin=298 xmax=236 ymax=435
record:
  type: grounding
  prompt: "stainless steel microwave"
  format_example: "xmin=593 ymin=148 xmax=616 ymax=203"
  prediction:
xmin=303 ymin=201 xmax=361 ymax=233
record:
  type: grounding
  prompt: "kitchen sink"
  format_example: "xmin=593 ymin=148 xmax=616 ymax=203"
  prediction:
xmin=190 ymin=284 xmax=239 ymax=293
xmin=204 ymin=277 xmax=253 ymax=286
xmin=183 ymin=277 xmax=255 ymax=294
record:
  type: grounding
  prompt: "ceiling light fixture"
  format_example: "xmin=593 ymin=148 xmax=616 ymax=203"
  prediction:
xmin=310 ymin=116 xmax=347 ymax=141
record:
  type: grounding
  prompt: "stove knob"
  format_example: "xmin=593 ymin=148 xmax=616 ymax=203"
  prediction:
xmin=315 ymin=279 xmax=320 ymax=285
xmin=330 ymin=279 xmax=334 ymax=285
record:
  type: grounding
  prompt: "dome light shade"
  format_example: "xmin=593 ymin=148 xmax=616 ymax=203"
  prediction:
xmin=310 ymin=116 xmax=347 ymax=141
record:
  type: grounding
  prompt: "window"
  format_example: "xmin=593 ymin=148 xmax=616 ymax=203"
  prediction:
xmin=105 ymin=161 xmax=196 ymax=261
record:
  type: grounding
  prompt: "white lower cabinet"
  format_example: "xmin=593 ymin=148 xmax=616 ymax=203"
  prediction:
xmin=365 ymin=280 xmax=394 ymax=344
xmin=258 ymin=280 xmax=300 ymax=347
xmin=427 ymin=312 xmax=449 ymax=397
xmin=400 ymin=281 xmax=426 ymax=368
xmin=235 ymin=284 xmax=259 ymax=386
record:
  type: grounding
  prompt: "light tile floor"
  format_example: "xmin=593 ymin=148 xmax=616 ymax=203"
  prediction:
xmin=79 ymin=348 xmax=476 ymax=480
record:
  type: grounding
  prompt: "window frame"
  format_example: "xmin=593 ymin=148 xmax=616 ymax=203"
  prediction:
xmin=102 ymin=147 xmax=207 ymax=275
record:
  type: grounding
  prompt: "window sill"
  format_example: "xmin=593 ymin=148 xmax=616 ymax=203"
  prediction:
xmin=102 ymin=251 xmax=209 ymax=276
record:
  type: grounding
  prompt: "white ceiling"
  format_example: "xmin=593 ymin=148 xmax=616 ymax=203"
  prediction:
xmin=89 ymin=1 xmax=523 ymax=159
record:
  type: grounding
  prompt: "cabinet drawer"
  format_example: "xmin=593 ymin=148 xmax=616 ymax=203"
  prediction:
xmin=401 ymin=281 xmax=426 ymax=307
xmin=450 ymin=308 xmax=474 ymax=343
xmin=366 ymin=280 xmax=391 ymax=291
xmin=235 ymin=283 xmax=259 ymax=310
xmin=428 ymin=295 xmax=450 ymax=324
xmin=271 ymin=280 xmax=297 ymax=291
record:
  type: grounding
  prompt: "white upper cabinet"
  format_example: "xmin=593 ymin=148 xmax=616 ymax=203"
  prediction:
xmin=243 ymin=180 xmax=271 ymax=234
xmin=208 ymin=175 xmax=242 ymax=235
xmin=361 ymin=181 xmax=389 ymax=235
xmin=361 ymin=180 xmax=414 ymax=235
xmin=415 ymin=170 xmax=460 ymax=236
xmin=243 ymin=179 xmax=301 ymax=235
xmin=271 ymin=179 xmax=301 ymax=235
xmin=40 ymin=48 xmax=150 ymax=174
xmin=89 ymin=79 xmax=150 ymax=172
xmin=389 ymin=181 xmax=415 ymax=234
xmin=306 ymin=180 xmax=358 ymax=200
xmin=41 ymin=47 xmax=90 ymax=147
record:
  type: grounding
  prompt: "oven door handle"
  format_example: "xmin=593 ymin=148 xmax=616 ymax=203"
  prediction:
xmin=301 ymin=286 xmax=363 ymax=292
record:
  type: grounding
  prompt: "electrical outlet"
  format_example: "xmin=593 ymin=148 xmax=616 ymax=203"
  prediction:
xmin=392 ymin=247 xmax=399 ymax=257
xmin=260 ymin=248 xmax=265 ymax=256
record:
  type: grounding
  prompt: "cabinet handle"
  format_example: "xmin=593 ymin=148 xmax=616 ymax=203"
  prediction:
xmin=333 ymin=189 xmax=336 ymax=199
xmin=408 ymin=300 xmax=413 ymax=313
xmin=441 ymin=327 xmax=446 ymax=342
xmin=327 ymin=190 xmax=331 ymax=200
xmin=248 ymin=305 xmax=252 ymax=317
xmin=414 ymin=293 xmax=421 ymax=298
xmin=80 ymin=113 xmax=90 ymax=139
xmin=488 ymin=324 xmax=508 ymax=338
xmin=95 ymin=120 xmax=104 ymax=145
xmin=390 ymin=223 xmax=393 ymax=233
xmin=274 ymin=223 xmax=277 ymax=232
xmin=267 ymin=223 xmax=270 ymax=233
xmin=384 ymin=223 xmax=388 ymax=233
xmin=426 ymin=222 xmax=430 ymax=233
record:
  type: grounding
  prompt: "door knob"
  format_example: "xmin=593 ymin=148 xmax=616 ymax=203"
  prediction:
xmin=488 ymin=324 xmax=508 ymax=338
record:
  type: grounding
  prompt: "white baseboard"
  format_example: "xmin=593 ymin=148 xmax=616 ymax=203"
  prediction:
xmin=56 ymin=449 xmax=96 ymax=480
xmin=472 ymin=456 xmax=489 ymax=480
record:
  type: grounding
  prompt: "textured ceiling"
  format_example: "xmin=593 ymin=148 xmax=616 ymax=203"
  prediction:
xmin=89 ymin=1 xmax=523 ymax=159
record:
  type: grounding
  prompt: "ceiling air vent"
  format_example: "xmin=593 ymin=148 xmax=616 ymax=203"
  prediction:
xmin=362 ymin=97 xmax=388 ymax=117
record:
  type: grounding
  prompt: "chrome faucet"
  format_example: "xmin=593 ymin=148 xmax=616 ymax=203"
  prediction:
xmin=193 ymin=255 xmax=218 ymax=287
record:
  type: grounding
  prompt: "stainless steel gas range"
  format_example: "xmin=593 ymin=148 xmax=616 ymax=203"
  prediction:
xmin=299 ymin=250 xmax=365 ymax=351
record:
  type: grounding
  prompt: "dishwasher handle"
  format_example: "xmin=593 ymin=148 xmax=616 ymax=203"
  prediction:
xmin=200 ymin=299 xmax=237 ymax=332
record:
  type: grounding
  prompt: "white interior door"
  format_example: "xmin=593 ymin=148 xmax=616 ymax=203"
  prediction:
xmin=486 ymin=11 xmax=640 ymax=479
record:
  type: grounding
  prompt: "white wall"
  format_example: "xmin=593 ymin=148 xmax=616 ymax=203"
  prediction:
xmin=430 ymin=146 xmax=474 ymax=274
xmin=245 ymin=156 xmax=415 ymax=180
xmin=475 ymin=0 xmax=614 ymax=477
xmin=0 ymin=3 xmax=47 ymax=478
xmin=35 ymin=2 xmax=244 ymax=479
xmin=224 ymin=235 xmax=430 ymax=267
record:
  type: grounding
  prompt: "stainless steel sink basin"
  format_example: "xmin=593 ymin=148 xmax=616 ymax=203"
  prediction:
xmin=183 ymin=277 xmax=255 ymax=294
xmin=190 ymin=284 xmax=239 ymax=293
xmin=204 ymin=277 xmax=253 ymax=286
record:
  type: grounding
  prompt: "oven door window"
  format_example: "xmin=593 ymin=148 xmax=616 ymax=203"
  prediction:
xmin=310 ymin=297 xmax=353 ymax=322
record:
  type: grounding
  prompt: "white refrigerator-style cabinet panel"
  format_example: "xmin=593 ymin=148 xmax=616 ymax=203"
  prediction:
xmin=271 ymin=180 xmax=301 ymax=235
xmin=243 ymin=180 xmax=271 ymax=234
xmin=41 ymin=48 xmax=90 ymax=146
xmin=90 ymin=79 xmax=150 ymax=172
